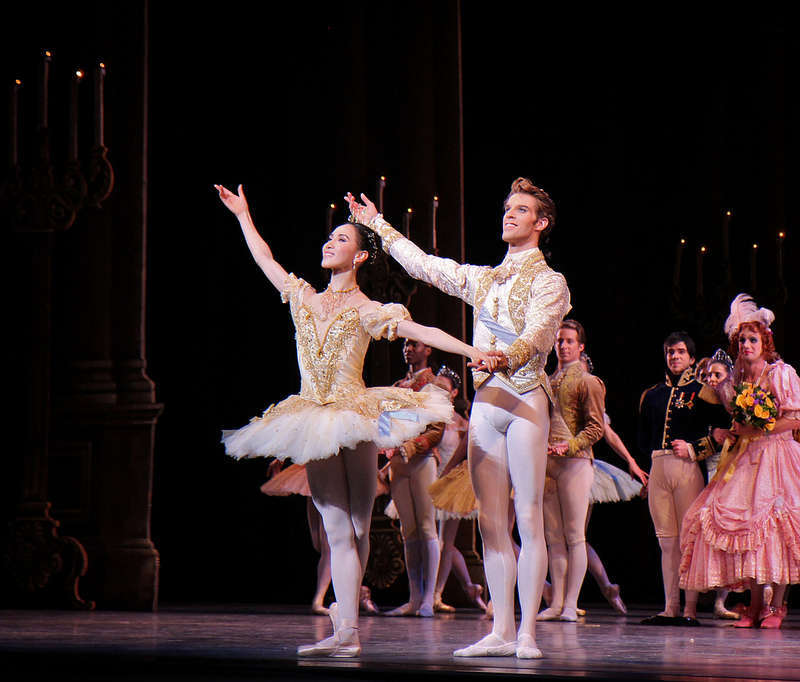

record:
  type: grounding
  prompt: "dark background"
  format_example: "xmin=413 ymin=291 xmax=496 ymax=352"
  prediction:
xmin=4 ymin=3 xmax=796 ymax=608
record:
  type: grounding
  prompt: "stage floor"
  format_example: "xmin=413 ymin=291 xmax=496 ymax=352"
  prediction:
xmin=0 ymin=603 xmax=797 ymax=681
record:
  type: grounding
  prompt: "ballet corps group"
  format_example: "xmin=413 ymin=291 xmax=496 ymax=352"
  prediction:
xmin=216 ymin=177 xmax=800 ymax=659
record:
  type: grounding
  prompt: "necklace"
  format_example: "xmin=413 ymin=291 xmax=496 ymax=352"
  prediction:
xmin=318 ymin=283 xmax=360 ymax=320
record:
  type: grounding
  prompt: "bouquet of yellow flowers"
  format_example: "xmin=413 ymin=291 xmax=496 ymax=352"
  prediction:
xmin=731 ymin=382 xmax=778 ymax=431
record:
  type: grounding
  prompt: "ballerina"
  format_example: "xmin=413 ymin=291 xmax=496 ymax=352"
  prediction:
xmin=215 ymin=184 xmax=497 ymax=657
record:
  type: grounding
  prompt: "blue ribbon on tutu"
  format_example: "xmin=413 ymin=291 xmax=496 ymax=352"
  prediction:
xmin=477 ymin=308 xmax=518 ymax=345
xmin=378 ymin=410 xmax=420 ymax=437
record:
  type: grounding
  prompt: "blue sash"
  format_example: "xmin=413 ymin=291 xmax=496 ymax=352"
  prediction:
xmin=378 ymin=409 xmax=420 ymax=437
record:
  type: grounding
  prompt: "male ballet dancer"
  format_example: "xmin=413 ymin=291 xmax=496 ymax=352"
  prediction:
xmin=539 ymin=319 xmax=604 ymax=622
xmin=347 ymin=177 xmax=570 ymax=659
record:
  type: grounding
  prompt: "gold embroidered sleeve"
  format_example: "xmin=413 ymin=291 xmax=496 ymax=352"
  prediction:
xmin=367 ymin=215 xmax=485 ymax=306
xmin=280 ymin=273 xmax=308 ymax=309
xmin=361 ymin=303 xmax=411 ymax=341
xmin=401 ymin=422 xmax=445 ymax=462
xmin=567 ymin=375 xmax=606 ymax=456
xmin=506 ymin=270 xmax=571 ymax=373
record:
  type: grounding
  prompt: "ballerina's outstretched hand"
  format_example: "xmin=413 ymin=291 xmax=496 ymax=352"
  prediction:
xmin=345 ymin=192 xmax=378 ymax=224
xmin=215 ymin=183 xmax=249 ymax=217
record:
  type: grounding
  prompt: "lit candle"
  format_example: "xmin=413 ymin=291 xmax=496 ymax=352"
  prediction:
xmin=327 ymin=203 xmax=335 ymax=233
xmin=94 ymin=61 xmax=106 ymax=146
xmin=9 ymin=79 xmax=21 ymax=167
xmin=69 ymin=69 xmax=84 ymax=160
xmin=750 ymin=243 xmax=758 ymax=292
xmin=696 ymin=245 xmax=706 ymax=298
xmin=40 ymin=50 xmax=52 ymax=128
xmin=673 ymin=238 xmax=685 ymax=289
xmin=777 ymin=231 xmax=785 ymax=281
xmin=722 ymin=210 xmax=731 ymax=260
xmin=431 ymin=195 xmax=439 ymax=253
xmin=377 ymin=176 xmax=386 ymax=214
xmin=402 ymin=207 xmax=413 ymax=238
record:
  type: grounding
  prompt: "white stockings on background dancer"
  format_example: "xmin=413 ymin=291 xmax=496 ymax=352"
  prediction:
xmin=388 ymin=456 xmax=439 ymax=616
xmin=300 ymin=444 xmax=378 ymax=656
xmin=455 ymin=380 xmax=549 ymax=658
xmin=540 ymin=457 xmax=593 ymax=622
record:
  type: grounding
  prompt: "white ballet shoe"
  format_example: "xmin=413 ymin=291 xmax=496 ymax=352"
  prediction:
xmin=515 ymin=634 xmax=543 ymax=659
xmin=536 ymin=606 xmax=562 ymax=621
xmin=453 ymin=633 xmax=516 ymax=657
xmin=297 ymin=621 xmax=360 ymax=658
xmin=417 ymin=603 xmax=434 ymax=617
xmin=559 ymin=607 xmax=579 ymax=622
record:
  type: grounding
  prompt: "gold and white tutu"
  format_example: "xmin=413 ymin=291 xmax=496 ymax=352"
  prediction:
xmin=222 ymin=274 xmax=453 ymax=464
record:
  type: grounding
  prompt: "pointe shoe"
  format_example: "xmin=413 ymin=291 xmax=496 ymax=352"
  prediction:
xmin=297 ymin=621 xmax=361 ymax=658
xmin=759 ymin=606 xmax=787 ymax=629
xmin=466 ymin=583 xmax=488 ymax=611
xmin=713 ymin=604 xmax=740 ymax=620
xmin=516 ymin=634 xmax=543 ymax=659
xmin=536 ymin=607 xmax=562 ymax=621
xmin=576 ymin=608 xmax=587 ymax=617
xmin=482 ymin=600 xmax=494 ymax=619
xmin=453 ymin=633 xmax=516 ymax=657
xmin=601 ymin=583 xmax=627 ymax=615
xmin=434 ymin=596 xmax=455 ymax=613
xmin=559 ymin=607 xmax=579 ymax=622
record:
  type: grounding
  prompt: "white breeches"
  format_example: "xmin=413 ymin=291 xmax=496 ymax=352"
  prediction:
xmin=390 ymin=455 xmax=438 ymax=542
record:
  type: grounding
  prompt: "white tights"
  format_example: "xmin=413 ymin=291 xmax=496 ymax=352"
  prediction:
xmin=390 ymin=455 xmax=439 ymax=610
xmin=305 ymin=443 xmax=378 ymax=623
xmin=542 ymin=456 xmax=593 ymax=615
xmin=469 ymin=379 xmax=549 ymax=642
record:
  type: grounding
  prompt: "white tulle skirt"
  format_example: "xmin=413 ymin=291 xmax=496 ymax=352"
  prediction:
xmin=590 ymin=460 xmax=642 ymax=504
xmin=222 ymin=386 xmax=453 ymax=465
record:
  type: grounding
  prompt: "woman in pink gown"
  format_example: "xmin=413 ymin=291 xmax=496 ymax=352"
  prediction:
xmin=679 ymin=294 xmax=800 ymax=628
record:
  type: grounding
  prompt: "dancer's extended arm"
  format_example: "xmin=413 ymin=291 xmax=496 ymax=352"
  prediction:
xmin=346 ymin=193 xmax=484 ymax=304
xmin=214 ymin=184 xmax=289 ymax=292
xmin=603 ymin=422 xmax=648 ymax=485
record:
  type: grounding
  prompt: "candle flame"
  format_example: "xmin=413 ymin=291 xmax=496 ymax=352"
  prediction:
xmin=752 ymin=243 xmax=758 ymax=249
xmin=329 ymin=203 xmax=335 ymax=209
xmin=99 ymin=62 xmax=106 ymax=69
xmin=700 ymin=246 xmax=707 ymax=253
xmin=380 ymin=176 xmax=386 ymax=182
xmin=407 ymin=207 xmax=413 ymax=214
xmin=434 ymin=195 xmax=439 ymax=201
xmin=14 ymin=79 xmax=22 ymax=86
xmin=725 ymin=210 xmax=731 ymax=216
xmin=44 ymin=50 xmax=52 ymax=58
xmin=680 ymin=238 xmax=686 ymax=245
xmin=75 ymin=70 xmax=84 ymax=80
xmin=779 ymin=231 xmax=785 ymax=239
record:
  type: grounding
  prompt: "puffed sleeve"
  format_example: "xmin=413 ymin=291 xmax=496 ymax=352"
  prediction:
xmin=367 ymin=214 xmax=487 ymax=305
xmin=361 ymin=303 xmax=411 ymax=341
xmin=504 ymin=270 xmax=571 ymax=373
xmin=567 ymin=375 xmax=606 ymax=456
xmin=770 ymin=361 xmax=800 ymax=419
xmin=280 ymin=273 xmax=309 ymax=310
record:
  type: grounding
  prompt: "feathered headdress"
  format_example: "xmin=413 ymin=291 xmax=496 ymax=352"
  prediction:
xmin=723 ymin=293 xmax=775 ymax=340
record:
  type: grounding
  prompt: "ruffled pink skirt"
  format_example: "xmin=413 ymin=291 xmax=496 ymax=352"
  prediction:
xmin=679 ymin=433 xmax=800 ymax=591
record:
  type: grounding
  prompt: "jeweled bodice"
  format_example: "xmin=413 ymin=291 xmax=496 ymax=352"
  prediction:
xmin=282 ymin=274 xmax=409 ymax=405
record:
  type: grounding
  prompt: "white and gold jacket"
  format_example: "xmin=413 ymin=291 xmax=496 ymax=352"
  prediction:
xmin=367 ymin=215 xmax=571 ymax=399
